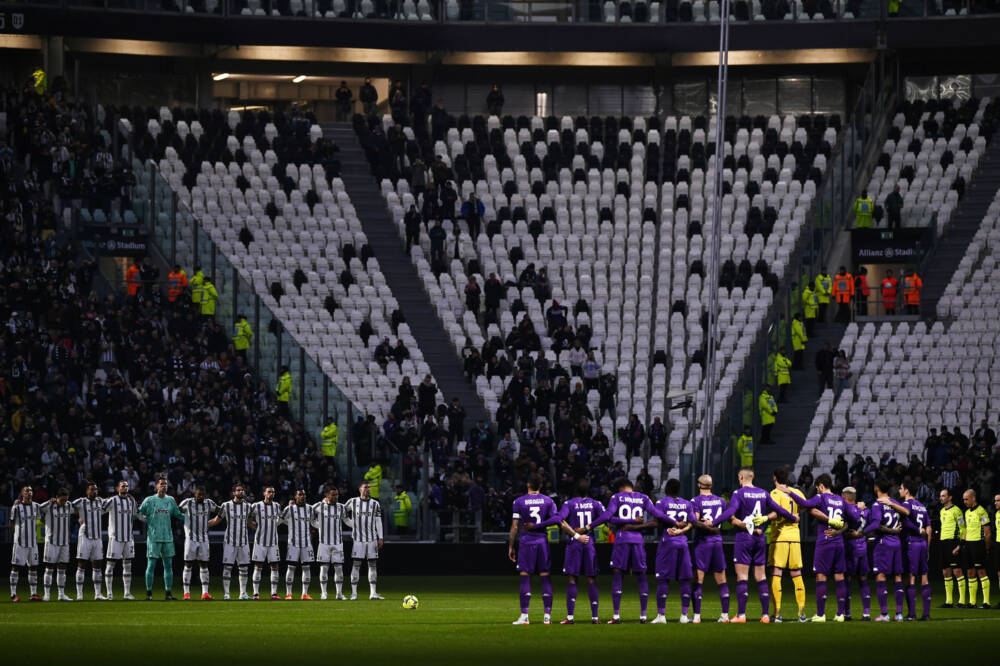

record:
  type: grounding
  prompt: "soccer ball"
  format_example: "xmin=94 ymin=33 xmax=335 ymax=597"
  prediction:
xmin=402 ymin=594 xmax=419 ymax=610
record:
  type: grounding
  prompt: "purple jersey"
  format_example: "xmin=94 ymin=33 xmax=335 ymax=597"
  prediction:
xmin=655 ymin=497 xmax=694 ymax=546
xmin=787 ymin=491 xmax=848 ymax=544
xmin=512 ymin=493 xmax=558 ymax=545
xmin=592 ymin=490 xmax=669 ymax=544
xmin=556 ymin=497 xmax=606 ymax=538
xmin=716 ymin=486 xmax=796 ymax=528
xmin=902 ymin=499 xmax=930 ymax=543
xmin=845 ymin=504 xmax=868 ymax=547
xmin=690 ymin=493 xmax=726 ymax=543
xmin=865 ymin=500 xmax=901 ymax=546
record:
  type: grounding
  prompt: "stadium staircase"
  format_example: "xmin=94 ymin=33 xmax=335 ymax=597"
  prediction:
xmin=324 ymin=122 xmax=491 ymax=428
xmin=921 ymin=138 xmax=1000 ymax=312
xmin=754 ymin=321 xmax=846 ymax=483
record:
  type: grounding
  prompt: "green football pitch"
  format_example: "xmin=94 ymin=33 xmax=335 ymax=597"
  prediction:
xmin=1 ymin=576 xmax=997 ymax=664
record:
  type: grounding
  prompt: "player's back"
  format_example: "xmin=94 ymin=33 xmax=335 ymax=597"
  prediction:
xmin=562 ymin=497 xmax=603 ymax=539
xmin=655 ymin=496 xmax=693 ymax=545
xmin=513 ymin=493 xmax=556 ymax=544
xmin=903 ymin=499 xmax=929 ymax=541
xmin=769 ymin=487 xmax=802 ymax=543
xmin=608 ymin=490 xmax=652 ymax=544
xmin=732 ymin=486 xmax=769 ymax=521
xmin=813 ymin=493 xmax=847 ymax=543
xmin=870 ymin=501 xmax=901 ymax=546
xmin=690 ymin=493 xmax=726 ymax=542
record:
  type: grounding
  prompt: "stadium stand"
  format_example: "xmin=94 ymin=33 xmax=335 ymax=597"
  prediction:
xmin=357 ymin=109 xmax=838 ymax=490
xmin=117 ymin=105 xmax=447 ymax=425
xmin=806 ymin=181 xmax=1000 ymax=491
xmin=0 ymin=88 xmax=349 ymax=506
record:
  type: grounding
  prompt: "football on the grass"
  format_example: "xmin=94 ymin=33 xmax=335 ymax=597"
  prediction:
xmin=402 ymin=595 xmax=419 ymax=609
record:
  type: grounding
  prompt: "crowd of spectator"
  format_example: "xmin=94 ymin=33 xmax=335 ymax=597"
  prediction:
xmin=0 ymin=79 xmax=350 ymax=510
xmin=812 ymin=419 xmax=1000 ymax=519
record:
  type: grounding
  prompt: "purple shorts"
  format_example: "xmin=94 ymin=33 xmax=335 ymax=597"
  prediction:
xmin=655 ymin=542 xmax=693 ymax=580
xmin=694 ymin=540 xmax=726 ymax=573
xmin=517 ymin=541 xmax=551 ymax=574
xmin=812 ymin=540 xmax=846 ymax=576
xmin=845 ymin=542 xmax=869 ymax=575
xmin=733 ymin=533 xmax=767 ymax=567
xmin=563 ymin=541 xmax=599 ymax=578
xmin=872 ymin=542 xmax=902 ymax=576
xmin=610 ymin=542 xmax=647 ymax=572
xmin=905 ymin=541 xmax=928 ymax=576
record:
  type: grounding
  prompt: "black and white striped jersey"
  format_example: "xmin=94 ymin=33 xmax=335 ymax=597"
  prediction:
xmin=218 ymin=500 xmax=251 ymax=547
xmin=249 ymin=501 xmax=281 ymax=548
xmin=103 ymin=495 xmax=138 ymax=542
xmin=178 ymin=498 xmax=217 ymax=543
xmin=39 ymin=501 xmax=74 ymax=547
xmin=10 ymin=501 xmax=40 ymax=548
xmin=311 ymin=501 xmax=346 ymax=547
xmin=72 ymin=497 xmax=104 ymax=540
xmin=344 ymin=497 xmax=383 ymax=542
xmin=281 ymin=504 xmax=313 ymax=549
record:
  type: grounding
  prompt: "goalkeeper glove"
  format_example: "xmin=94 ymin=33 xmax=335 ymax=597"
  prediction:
xmin=828 ymin=517 xmax=844 ymax=529
xmin=752 ymin=515 xmax=768 ymax=526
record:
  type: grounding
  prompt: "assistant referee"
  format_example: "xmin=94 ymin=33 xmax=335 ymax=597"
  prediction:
xmin=962 ymin=489 xmax=992 ymax=609
xmin=938 ymin=488 xmax=965 ymax=608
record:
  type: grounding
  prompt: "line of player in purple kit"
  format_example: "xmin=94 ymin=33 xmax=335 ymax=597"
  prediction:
xmin=507 ymin=468 xmax=799 ymax=625
xmin=507 ymin=467 xmax=935 ymax=625
xmin=775 ymin=473 xmax=933 ymax=622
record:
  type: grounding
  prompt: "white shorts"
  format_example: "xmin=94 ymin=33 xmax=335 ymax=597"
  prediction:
xmin=76 ymin=538 xmax=104 ymax=562
xmin=223 ymin=544 xmax=251 ymax=566
xmin=316 ymin=544 xmax=344 ymax=564
xmin=252 ymin=544 xmax=281 ymax=564
xmin=286 ymin=546 xmax=314 ymax=564
xmin=12 ymin=545 xmax=39 ymax=567
xmin=184 ymin=540 xmax=211 ymax=562
xmin=351 ymin=540 xmax=379 ymax=560
xmin=106 ymin=540 xmax=135 ymax=561
xmin=44 ymin=543 xmax=71 ymax=565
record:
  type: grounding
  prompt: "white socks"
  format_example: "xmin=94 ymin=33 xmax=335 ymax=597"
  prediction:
xmin=238 ymin=566 xmax=248 ymax=596
xmin=350 ymin=561 xmax=361 ymax=596
xmin=253 ymin=567 xmax=262 ymax=595
xmin=222 ymin=567 xmax=232 ymax=596
xmin=301 ymin=566 xmax=311 ymax=596
xmin=200 ymin=567 xmax=210 ymax=595
xmin=368 ymin=560 xmax=378 ymax=596
xmin=285 ymin=566 xmax=296 ymax=596
xmin=183 ymin=565 xmax=193 ymax=594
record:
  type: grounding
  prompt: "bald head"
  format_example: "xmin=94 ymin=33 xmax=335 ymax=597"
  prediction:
xmin=697 ymin=474 xmax=713 ymax=490
xmin=963 ymin=489 xmax=977 ymax=508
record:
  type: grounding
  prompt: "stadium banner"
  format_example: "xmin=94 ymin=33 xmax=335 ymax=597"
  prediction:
xmin=851 ymin=227 xmax=934 ymax=264
xmin=81 ymin=232 xmax=149 ymax=256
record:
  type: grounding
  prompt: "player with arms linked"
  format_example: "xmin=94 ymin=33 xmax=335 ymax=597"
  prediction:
xmin=877 ymin=479 xmax=933 ymax=620
xmin=689 ymin=474 xmax=732 ymax=622
xmin=710 ymin=467 xmax=798 ymax=623
xmin=509 ymin=475 xmax=589 ymax=625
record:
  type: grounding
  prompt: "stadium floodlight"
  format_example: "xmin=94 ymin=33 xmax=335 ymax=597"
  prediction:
xmin=212 ymin=73 xmax=230 ymax=81
xmin=699 ymin=0 xmax=731 ymax=480
xmin=292 ymin=75 xmax=307 ymax=83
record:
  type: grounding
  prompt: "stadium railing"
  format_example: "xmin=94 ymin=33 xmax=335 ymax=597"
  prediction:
xmin=14 ymin=0 xmax=1000 ymax=22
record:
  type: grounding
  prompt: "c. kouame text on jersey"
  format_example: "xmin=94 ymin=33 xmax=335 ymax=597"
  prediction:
xmin=39 ymin=501 xmax=74 ymax=565
xmin=179 ymin=497 xmax=217 ymax=562
xmin=250 ymin=500 xmax=282 ymax=563
xmin=344 ymin=496 xmax=384 ymax=560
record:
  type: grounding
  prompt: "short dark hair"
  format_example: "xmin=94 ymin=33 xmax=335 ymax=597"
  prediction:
xmin=84 ymin=480 xmax=96 ymax=489
xmin=57 ymin=487 xmax=69 ymax=497
xmin=526 ymin=475 xmax=543 ymax=491
xmin=195 ymin=485 xmax=206 ymax=494
xmin=815 ymin=473 xmax=832 ymax=490
xmin=874 ymin=477 xmax=890 ymax=494
xmin=613 ymin=477 xmax=633 ymax=491
xmin=576 ymin=479 xmax=591 ymax=497
xmin=232 ymin=483 xmax=245 ymax=492
xmin=664 ymin=478 xmax=681 ymax=496
xmin=773 ymin=468 xmax=789 ymax=484
xmin=900 ymin=479 xmax=917 ymax=496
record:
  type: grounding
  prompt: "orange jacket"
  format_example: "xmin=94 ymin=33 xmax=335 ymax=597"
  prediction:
xmin=167 ymin=270 xmax=188 ymax=302
xmin=831 ymin=272 xmax=854 ymax=303
xmin=903 ymin=274 xmax=923 ymax=305
xmin=125 ymin=265 xmax=141 ymax=296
